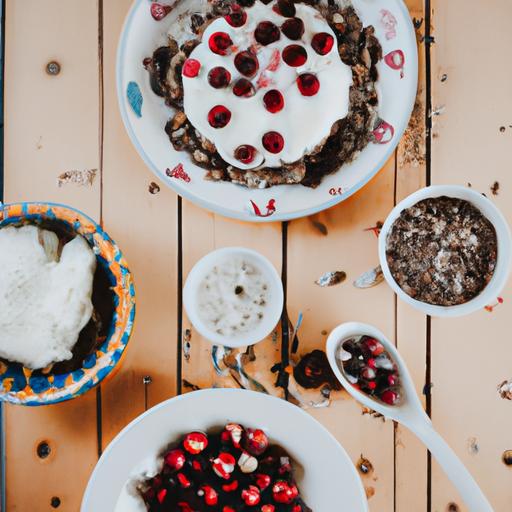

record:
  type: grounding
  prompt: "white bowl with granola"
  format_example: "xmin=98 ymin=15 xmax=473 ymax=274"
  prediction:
xmin=378 ymin=185 xmax=512 ymax=317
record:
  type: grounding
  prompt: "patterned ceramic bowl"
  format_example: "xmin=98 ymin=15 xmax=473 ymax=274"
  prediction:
xmin=0 ymin=202 xmax=136 ymax=406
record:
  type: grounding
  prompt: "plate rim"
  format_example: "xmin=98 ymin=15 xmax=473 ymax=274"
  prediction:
xmin=116 ymin=0 xmax=418 ymax=222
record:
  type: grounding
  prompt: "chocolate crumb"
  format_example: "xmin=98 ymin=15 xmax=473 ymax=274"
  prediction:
xmin=491 ymin=181 xmax=500 ymax=195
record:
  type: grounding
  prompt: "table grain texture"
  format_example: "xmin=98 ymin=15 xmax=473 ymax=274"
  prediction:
xmin=2 ymin=0 xmax=512 ymax=511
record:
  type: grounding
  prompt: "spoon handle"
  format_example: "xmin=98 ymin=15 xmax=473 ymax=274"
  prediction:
xmin=411 ymin=419 xmax=493 ymax=512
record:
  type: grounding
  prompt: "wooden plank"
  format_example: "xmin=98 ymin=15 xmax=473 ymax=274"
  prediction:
xmin=394 ymin=1 xmax=429 ymax=510
xmin=100 ymin=0 xmax=179 ymax=447
xmin=430 ymin=1 xmax=512 ymax=510
xmin=181 ymin=202 xmax=283 ymax=394
xmin=287 ymin=162 xmax=397 ymax=510
xmin=3 ymin=1 xmax=101 ymax=510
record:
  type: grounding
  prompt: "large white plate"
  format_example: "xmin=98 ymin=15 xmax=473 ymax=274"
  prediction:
xmin=81 ymin=389 xmax=368 ymax=511
xmin=118 ymin=0 xmax=417 ymax=222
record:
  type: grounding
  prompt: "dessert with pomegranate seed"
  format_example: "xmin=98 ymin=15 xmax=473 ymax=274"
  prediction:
xmin=386 ymin=196 xmax=498 ymax=306
xmin=145 ymin=0 xmax=382 ymax=188
xmin=336 ymin=335 xmax=401 ymax=406
xmin=136 ymin=423 xmax=312 ymax=511
xmin=0 ymin=221 xmax=115 ymax=372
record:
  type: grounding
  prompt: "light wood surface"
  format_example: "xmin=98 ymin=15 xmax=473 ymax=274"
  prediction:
xmin=3 ymin=1 xmax=511 ymax=511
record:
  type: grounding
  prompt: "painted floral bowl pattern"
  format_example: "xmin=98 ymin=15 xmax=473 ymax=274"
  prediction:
xmin=0 ymin=202 xmax=136 ymax=406
xmin=118 ymin=0 xmax=418 ymax=222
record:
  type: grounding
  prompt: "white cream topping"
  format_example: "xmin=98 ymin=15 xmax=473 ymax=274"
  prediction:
xmin=181 ymin=1 xmax=352 ymax=169
xmin=0 ymin=225 xmax=96 ymax=369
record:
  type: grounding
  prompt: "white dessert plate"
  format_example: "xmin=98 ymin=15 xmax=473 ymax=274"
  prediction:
xmin=118 ymin=0 xmax=417 ymax=222
xmin=81 ymin=389 xmax=368 ymax=511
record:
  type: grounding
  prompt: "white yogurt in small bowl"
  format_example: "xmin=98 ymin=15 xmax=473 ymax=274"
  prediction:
xmin=183 ymin=247 xmax=283 ymax=347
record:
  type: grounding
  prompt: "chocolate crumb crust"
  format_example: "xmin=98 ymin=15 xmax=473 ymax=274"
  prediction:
xmin=145 ymin=0 xmax=382 ymax=189
xmin=386 ymin=196 xmax=498 ymax=306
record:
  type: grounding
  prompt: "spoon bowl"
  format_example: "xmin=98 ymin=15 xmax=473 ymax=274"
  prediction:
xmin=326 ymin=321 xmax=424 ymax=424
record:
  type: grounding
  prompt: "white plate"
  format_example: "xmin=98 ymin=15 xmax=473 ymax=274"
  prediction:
xmin=118 ymin=0 xmax=417 ymax=222
xmin=81 ymin=389 xmax=368 ymax=511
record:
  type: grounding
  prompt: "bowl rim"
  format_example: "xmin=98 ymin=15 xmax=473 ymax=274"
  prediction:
xmin=183 ymin=246 xmax=284 ymax=347
xmin=378 ymin=185 xmax=512 ymax=317
xmin=0 ymin=201 xmax=136 ymax=405
xmin=116 ymin=0 xmax=419 ymax=222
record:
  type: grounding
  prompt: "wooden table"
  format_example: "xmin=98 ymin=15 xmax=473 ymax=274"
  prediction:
xmin=2 ymin=1 xmax=512 ymax=510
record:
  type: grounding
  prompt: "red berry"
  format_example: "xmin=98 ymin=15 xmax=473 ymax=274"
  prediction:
xmin=263 ymin=90 xmax=284 ymax=113
xmin=296 ymin=73 xmax=320 ymax=96
xmin=272 ymin=481 xmax=299 ymax=504
xmin=234 ymin=51 xmax=259 ymax=77
xmin=254 ymin=21 xmax=280 ymax=45
xmin=241 ymin=485 xmax=261 ymax=506
xmin=311 ymin=32 xmax=335 ymax=55
xmin=282 ymin=45 xmax=307 ymax=67
xmin=183 ymin=431 xmax=208 ymax=454
xmin=225 ymin=5 xmax=247 ymax=27
xmin=200 ymin=485 xmax=218 ymax=506
xmin=273 ymin=0 xmax=296 ymax=17
xmin=182 ymin=58 xmax=201 ymax=78
xmin=233 ymin=78 xmax=256 ymax=97
xmin=151 ymin=3 xmax=172 ymax=21
xmin=208 ymin=66 xmax=231 ymax=88
xmin=281 ymin=18 xmax=304 ymax=40
xmin=208 ymin=105 xmax=232 ymax=128
xmin=262 ymin=131 xmax=284 ymax=153
xmin=212 ymin=452 xmax=236 ymax=479
xmin=243 ymin=428 xmax=269 ymax=455
xmin=381 ymin=389 xmax=399 ymax=405
xmin=235 ymin=144 xmax=257 ymax=164
xmin=157 ymin=488 xmax=167 ymax=503
xmin=164 ymin=448 xmax=186 ymax=470
xmin=255 ymin=473 xmax=271 ymax=490
xmin=209 ymin=32 xmax=233 ymax=55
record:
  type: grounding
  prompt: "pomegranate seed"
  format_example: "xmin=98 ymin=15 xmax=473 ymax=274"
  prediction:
xmin=183 ymin=431 xmax=208 ymax=454
xmin=225 ymin=5 xmax=247 ymax=27
xmin=241 ymin=485 xmax=261 ymax=506
xmin=232 ymin=78 xmax=256 ymax=97
xmin=182 ymin=58 xmax=201 ymax=77
xmin=208 ymin=105 xmax=232 ymax=128
xmin=365 ymin=337 xmax=385 ymax=356
xmin=212 ymin=452 xmax=236 ymax=479
xmin=381 ymin=389 xmax=399 ymax=405
xmin=368 ymin=381 xmax=377 ymax=390
xmin=208 ymin=66 xmax=231 ymax=88
xmin=224 ymin=423 xmax=243 ymax=447
xmin=273 ymin=0 xmax=296 ymax=17
xmin=235 ymin=145 xmax=257 ymax=164
xmin=255 ymin=473 xmax=271 ymax=490
xmin=388 ymin=374 xmax=397 ymax=386
xmin=201 ymin=485 xmax=218 ymax=506
xmin=262 ymin=131 xmax=284 ymax=153
xmin=177 ymin=472 xmax=191 ymax=488
xmin=296 ymin=73 xmax=320 ymax=96
xmin=311 ymin=32 xmax=335 ymax=55
xmin=282 ymin=45 xmax=307 ymax=67
xmin=164 ymin=448 xmax=186 ymax=470
xmin=254 ymin=21 xmax=280 ymax=46
xmin=157 ymin=488 xmax=167 ymax=503
xmin=262 ymin=506 xmax=276 ymax=512
xmin=151 ymin=3 xmax=172 ymax=21
xmin=234 ymin=51 xmax=259 ymax=77
xmin=223 ymin=507 xmax=236 ymax=512
xmin=222 ymin=480 xmax=239 ymax=492
xmin=209 ymin=32 xmax=233 ymax=55
xmin=281 ymin=18 xmax=304 ymax=40
xmin=243 ymin=428 xmax=270 ymax=455
xmin=263 ymin=90 xmax=284 ymax=113
xmin=273 ymin=481 xmax=299 ymax=504
xmin=367 ymin=358 xmax=376 ymax=369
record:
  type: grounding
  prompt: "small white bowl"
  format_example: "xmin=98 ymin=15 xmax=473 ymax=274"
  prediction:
xmin=378 ymin=185 xmax=512 ymax=317
xmin=183 ymin=247 xmax=284 ymax=347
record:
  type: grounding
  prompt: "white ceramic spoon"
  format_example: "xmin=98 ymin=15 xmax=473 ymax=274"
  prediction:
xmin=326 ymin=321 xmax=494 ymax=512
